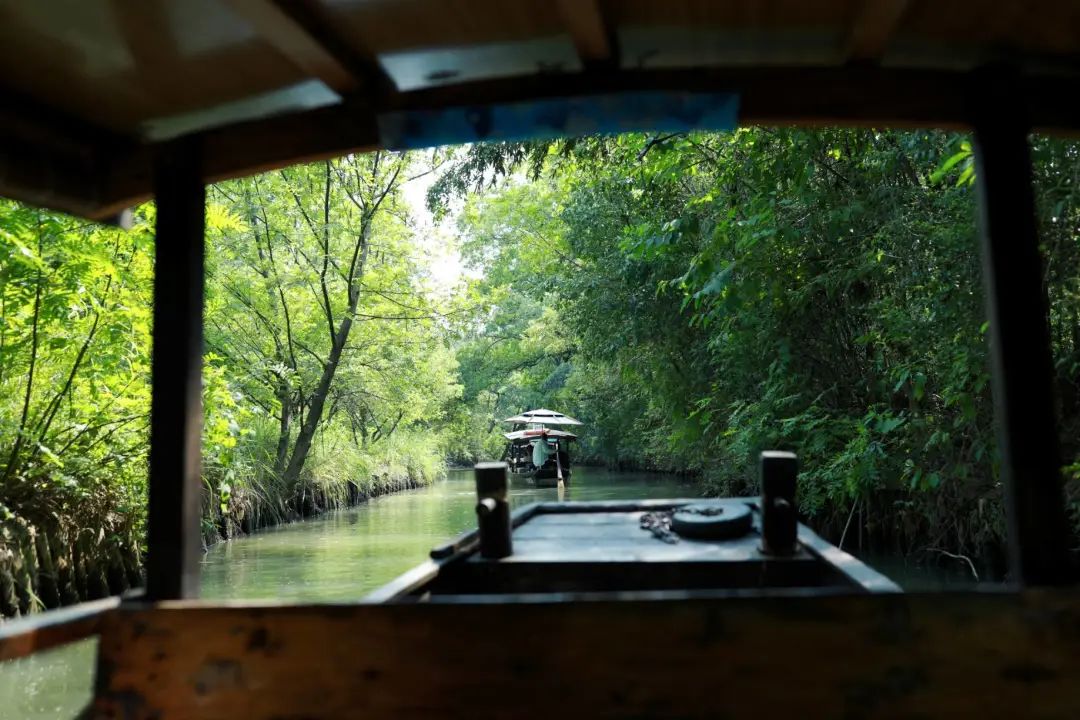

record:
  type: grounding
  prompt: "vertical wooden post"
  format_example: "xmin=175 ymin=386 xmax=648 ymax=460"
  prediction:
xmin=972 ymin=85 xmax=1071 ymax=586
xmin=760 ymin=451 xmax=798 ymax=556
xmin=475 ymin=462 xmax=513 ymax=559
xmin=145 ymin=138 xmax=205 ymax=600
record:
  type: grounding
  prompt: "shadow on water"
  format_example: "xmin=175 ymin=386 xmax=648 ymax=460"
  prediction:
xmin=853 ymin=551 xmax=989 ymax=592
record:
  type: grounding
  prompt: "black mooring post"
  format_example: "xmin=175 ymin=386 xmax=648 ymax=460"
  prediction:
xmin=760 ymin=451 xmax=798 ymax=556
xmin=145 ymin=138 xmax=205 ymax=600
xmin=972 ymin=84 xmax=1071 ymax=586
xmin=475 ymin=462 xmax=512 ymax=559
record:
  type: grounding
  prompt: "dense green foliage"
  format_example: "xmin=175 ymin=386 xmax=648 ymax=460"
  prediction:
xmin=2 ymin=129 xmax=1079 ymax=611
xmin=203 ymin=154 xmax=458 ymax=537
xmin=1 ymin=203 xmax=151 ymax=611
xmin=447 ymin=130 xmax=1080 ymax=567
xmin=0 ymin=153 xmax=460 ymax=615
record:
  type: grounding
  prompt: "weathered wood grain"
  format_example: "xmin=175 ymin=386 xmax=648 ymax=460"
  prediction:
xmin=91 ymin=591 xmax=1080 ymax=719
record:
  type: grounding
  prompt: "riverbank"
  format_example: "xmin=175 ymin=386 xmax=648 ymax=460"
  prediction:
xmin=0 ymin=437 xmax=446 ymax=619
xmin=1 ymin=501 xmax=141 ymax=618
xmin=203 ymin=466 xmax=436 ymax=549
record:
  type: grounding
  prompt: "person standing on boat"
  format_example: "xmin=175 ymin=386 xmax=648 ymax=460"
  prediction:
xmin=532 ymin=437 xmax=553 ymax=469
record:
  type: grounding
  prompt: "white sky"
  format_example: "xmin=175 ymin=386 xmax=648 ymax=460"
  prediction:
xmin=400 ymin=155 xmax=466 ymax=297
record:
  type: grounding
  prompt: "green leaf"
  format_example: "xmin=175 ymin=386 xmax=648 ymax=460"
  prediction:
xmin=930 ymin=150 xmax=970 ymax=184
xmin=956 ymin=163 xmax=975 ymax=187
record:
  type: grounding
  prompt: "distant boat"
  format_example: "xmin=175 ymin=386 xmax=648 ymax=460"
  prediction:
xmin=502 ymin=408 xmax=583 ymax=426
xmin=502 ymin=409 xmax=581 ymax=487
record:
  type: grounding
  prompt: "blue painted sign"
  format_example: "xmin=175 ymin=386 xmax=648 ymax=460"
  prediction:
xmin=378 ymin=91 xmax=739 ymax=149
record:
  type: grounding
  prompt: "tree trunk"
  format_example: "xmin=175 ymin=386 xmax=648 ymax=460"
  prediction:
xmin=276 ymin=156 xmax=388 ymax=490
xmin=273 ymin=382 xmax=292 ymax=477
xmin=281 ymin=316 xmax=352 ymax=488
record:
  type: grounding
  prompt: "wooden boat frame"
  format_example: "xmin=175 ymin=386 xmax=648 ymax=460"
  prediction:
xmin=1 ymin=2 xmax=1079 ymax=717
xmin=504 ymin=428 xmax=575 ymax=485
xmin=366 ymin=498 xmax=902 ymax=602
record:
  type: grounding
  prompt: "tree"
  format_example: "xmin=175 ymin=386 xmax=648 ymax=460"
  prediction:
xmin=206 ymin=151 xmax=458 ymax=515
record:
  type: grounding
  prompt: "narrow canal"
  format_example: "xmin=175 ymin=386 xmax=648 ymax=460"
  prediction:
xmin=200 ymin=467 xmax=693 ymax=600
xmin=3 ymin=467 xmax=693 ymax=719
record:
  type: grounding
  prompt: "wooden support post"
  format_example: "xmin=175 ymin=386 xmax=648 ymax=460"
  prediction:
xmin=475 ymin=462 xmax=512 ymax=559
xmin=972 ymin=84 xmax=1071 ymax=586
xmin=760 ymin=451 xmax=798 ymax=556
xmin=144 ymin=138 xmax=205 ymax=600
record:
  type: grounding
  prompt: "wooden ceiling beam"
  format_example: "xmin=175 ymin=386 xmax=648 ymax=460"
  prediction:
xmin=6 ymin=66 xmax=1080 ymax=221
xmin=557 ymin=0 xmax=614 ymax=66
xmin=224 ymin=0 xmax=360 ymax=93
xmin=243 ymin=0 xmax=396 ymax=95
xmin=380 ymin=67 xmax=974 ymax=129
xmin=844 ymin=0 xmax=911 ymax=63
xmin=0 ymin=87 xmax=142 ymax=220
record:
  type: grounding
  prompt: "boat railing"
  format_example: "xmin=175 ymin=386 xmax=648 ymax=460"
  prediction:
xmin=0 ymin=595 xmax=120 ymax=663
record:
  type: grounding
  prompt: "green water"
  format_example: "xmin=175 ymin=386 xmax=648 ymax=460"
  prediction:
xmin=201 ymin=467 xmax=692 ymax=600
xmin=1 ymin=467 xmax=692 ymax=719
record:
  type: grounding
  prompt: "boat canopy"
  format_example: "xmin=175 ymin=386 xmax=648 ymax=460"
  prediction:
xmin=1 ymin=1 xmax=1079 ymax=222
xmin=503 ymin=408 xmax=583 ymax=426
xmin=503 ymin=428 xmax=578 ymax=442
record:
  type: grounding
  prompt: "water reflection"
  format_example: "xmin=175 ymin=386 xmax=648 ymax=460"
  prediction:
xmin=0 ymin=638 xmax=97 ymax=720
xmin=1 ymin=468 xmax=693 ymax=719
xmin=200 ymin=467 xmax=694 ymax=601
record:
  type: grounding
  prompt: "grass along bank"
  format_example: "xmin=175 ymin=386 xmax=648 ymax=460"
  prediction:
xmin=202 ymin=422 xmax=446 ymax=547
xmin=0 ymin=424 xmax=446 ymax=618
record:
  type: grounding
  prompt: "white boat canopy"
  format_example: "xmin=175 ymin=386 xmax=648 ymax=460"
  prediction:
xmin=503 ymin=408 xmax=583 ymax=426
xmin=503 ymin=428 xmax=578 ymax=441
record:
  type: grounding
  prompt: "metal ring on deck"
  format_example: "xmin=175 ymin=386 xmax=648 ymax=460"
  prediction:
xmin=670 ymin=501 xmax=753 ymax=540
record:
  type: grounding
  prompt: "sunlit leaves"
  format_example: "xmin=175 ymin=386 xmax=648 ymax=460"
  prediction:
xmin=930 ymin=140 xmax=975 ymax=186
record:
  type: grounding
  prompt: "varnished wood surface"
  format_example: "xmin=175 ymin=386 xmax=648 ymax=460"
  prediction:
xmin=0 ymin=596 xmax=117 ymax=661
xmin=91 ymin=591 xmax=1080 ymax=719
